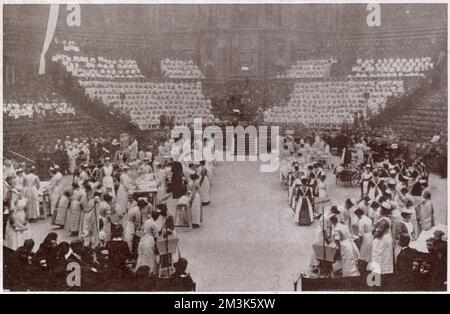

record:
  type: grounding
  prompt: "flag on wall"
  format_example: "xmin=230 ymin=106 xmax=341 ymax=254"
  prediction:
xmin=39 ymin=4 xmax=59 ymax=75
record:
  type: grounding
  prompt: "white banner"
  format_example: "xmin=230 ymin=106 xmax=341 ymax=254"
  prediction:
xmin=39 ymin=4 xmax=60 ymax=75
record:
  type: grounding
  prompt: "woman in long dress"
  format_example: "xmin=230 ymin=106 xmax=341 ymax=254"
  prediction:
xmin=354 ymin=208 xmax=373 ymax=268
xmin=135 ymin=220 xmax=158 ymax=275
xmin=198 ymin=168 xmax=210 ymax=206
xmin=334 ymin=225 xmax=360 ymax=278
xmin=23 ymin=167 xmax=40 ymax=221
xmin=370 ymin=219 xmax=394 ymax=275
xmin=80 ymin=192 xmax=101 ymax=248
xmin=123 ymin=200 xmax=144 ymax=254
xmin=294 ymin=178 xmax=314 ymax=225
xmin=4 ymin=198 xmax=31 ymax=250
xmin=359 ymin=166 xmax=373 ymax=200
xmin=100 ymin=158 xmax=115 ymax=198
xmin=53 ymin=189 xmax=71 ymax=227
xmin=48 ymin=168 xmax=61 ymax=217
xmin=67 ymin=146 xmax=76 ymax=174
xmin=65 ymin=184 xmax=83 ymax=236
xmin=315 ymin=174 xmax=330 ymax=215
xmin=190 ymin=173 xmax=202 ymax=228
xmin=116 ymin=166 xmax=132 ymax=213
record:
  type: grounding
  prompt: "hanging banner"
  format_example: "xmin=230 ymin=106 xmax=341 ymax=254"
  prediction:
xmin=39 ymin=4 xmax=60 ymax=75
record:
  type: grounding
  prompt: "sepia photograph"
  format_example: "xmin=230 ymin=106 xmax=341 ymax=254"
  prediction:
xmin=1 ymin=1 xmax=448 ymax=293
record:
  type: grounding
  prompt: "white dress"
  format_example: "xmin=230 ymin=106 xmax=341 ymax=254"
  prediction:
xmin=102 ymin=165 xmax=115 ymax=198
xmin=199 ymin=175 xmax=210 ymax=204
xmin=116 ymin=173 xmax=131 ymax=213
xmin=358 ymin=215 xmax=373 ymax=263
xmin=190 ymin=182 xmax=202 ymax=225
xmin=370 ymin=231 xmax=394 ymax=274
xmin=4 ymin=209 xmax=31 ymax=250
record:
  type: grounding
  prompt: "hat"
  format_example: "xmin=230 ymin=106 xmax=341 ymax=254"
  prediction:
xmin=388 ymin=179 xmax=396 ymax=185
xmin=389 ymin=170 xmax=396 ymax=175
xmin=16 ymin=168 xmax=23 ymax=172
xmin=381 ymin=202 xmax=392 ymax=210
xmin=54 ymin=165 xmax=60 ymax=169
xmin=105 ymin=157 xmax=110 ymax=161
xmin=122 ymin=165 xmax=130 ymax=170
xmin=401 ymin=207 xmax=413 ymax=215
xmin=365 ymin=164 xmax=372 ymax=169
xmin=112 ymin=139 xmax=119 ymax=145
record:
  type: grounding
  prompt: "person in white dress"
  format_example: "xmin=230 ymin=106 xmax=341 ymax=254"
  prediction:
xmin=354 ymin=208 xmax=373 ymax=270
xmin=370 ymin=219 xmax=394 ymax=275
xmin=198 ymin=167 xmax=210 ymax=206
xmin=23 ymin=167 xmax=40 ymax=221
xmin=100 ymin=157 xmax=115 ymax=198
xmin=4 ymin=198 xmax=31 ymax=250
xmin=189 ymin=173 xmax=202 ymax=228
xmin=116 ymin=166 xmax=132 ymax=213
xmin=135 ymin=220 xmax=158 ymax=274
xmin=48 ymin=168 xmax=61 ymax=217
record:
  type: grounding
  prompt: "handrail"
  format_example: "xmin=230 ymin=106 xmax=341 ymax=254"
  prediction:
xmin=6 ymin=150 xmax=36 ymax=164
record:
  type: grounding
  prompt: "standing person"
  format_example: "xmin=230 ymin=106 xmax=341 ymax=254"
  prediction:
xmin=190 ymin=173 xmax=202 ymax=228
xmin=100 ymin=157 xmax=115 ymax=198
xmin=65 ymin=183 xmax=82 ymax=236
xmin=395 ymin=233 xmax=418 ymax=276
xmin=80 ymin=194 xmax=101 ymax=248
xmin=368 ymin=171 xmax=385 ymax=200
xmin=370 ymin=219 xmax=394 ymax=275
xmin=4 ymin=199 xmax=31 ymax=250
xmin=415 ymin=190 xmax=435 ymax=236
xmin=67 ymin=145 xmax=76 ymax=175
xmin=359 ymin=165 xmax=373 ymax=199
xmin=354 ymin=208 xmax=373 ymax=271
xmin=315 ymin=174 xmax=330 ymax=215
xmin=48 ymin=168 xmax=61 ymax=217
xmin=123 ymin=199 xmax=144 ymax=254
xmin=53 ymin=189 xmax=71 ymax=228
xmin=23 ymin=167 xmax=40 ymax=222
xmin=198 ymin=167 xmax=210 ymax=206
xmin=333 ymin=224 xmax=360 ymax=278
xmin=116 ymin=165 xmax=132 ymax=213
xmin=135 ymin=220 xmax=158 ymax=275
xmin=294 ymin=178 xmax=314 ymax=226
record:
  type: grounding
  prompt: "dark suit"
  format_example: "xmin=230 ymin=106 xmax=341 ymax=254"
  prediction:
xmin=396 ymin=247 xmax=418 ymax=276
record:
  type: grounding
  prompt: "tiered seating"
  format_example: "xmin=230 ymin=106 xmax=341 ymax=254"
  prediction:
xmin=352 ymin=57 xmax=433 ymax=77
xmin=160 ymin=58 xmax=204 ymax=79
xmin=264 ymin=80 xmax=404 ymax=127
xmin=80 ymin=80 xmax=214 ymax=129
xmin=3 ymin=99 xmax=75 ymax=119
xmin=52 ymin=41 xmax=214 ymax=129
xmin=276 ymin=58 xmax=337 ymax=79
xmin=389 ymin=93 xmax=447 ymax=139
xmin=53 ymin=53 xmax=145 ymax=79
xmin=3 ymin=76 xmax=121 ymax=158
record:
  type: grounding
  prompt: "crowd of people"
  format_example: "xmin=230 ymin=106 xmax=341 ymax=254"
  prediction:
xmin=160 ymin=58 xmax=204 ymax=79
xmin=51 ymin=41 xmax=214 ymax=130
xmin=276 ymin=58 xmax=337 ymax=79
xmin=80 ymin=80 xmax=214 ymax=129
xmin=264 ymin=79 xmax=404 ymax=126
xmin=3 ymin=99 xmax=76 ymax=119
xmin=3 ymin=130 xmax=218 ymax=291
xmin=52 ymin=53 xmax=145 ymax=80
xmin=352 ymin=57 xmax=433 ymax=77
xmin=279 ymin=134 xmax=446 ymax=290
